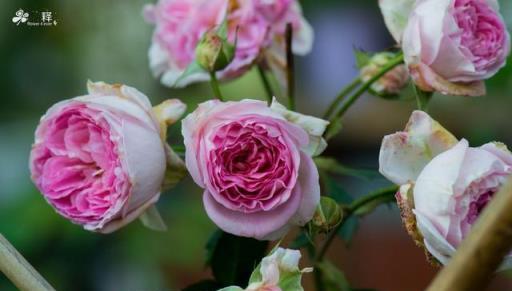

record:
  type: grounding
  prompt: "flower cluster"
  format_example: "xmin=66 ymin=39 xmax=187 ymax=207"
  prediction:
xmin=380 ymin=111 xmax=512 ymax=266
xmin=380 ymin=0 xmax=510 ymax=96
xmin=25 ymin=0 xmax=512 ymax=289
xmin=144 ymin=0 xmax=313 ymax=87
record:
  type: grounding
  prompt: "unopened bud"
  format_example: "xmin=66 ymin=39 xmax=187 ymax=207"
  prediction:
xmin=310 ymin=197 xmax=343 ymax=234
xmin=361 ymin=52 xmax=409 ymax=95
xmin=195 ymin=30 xmax=235 ymax=72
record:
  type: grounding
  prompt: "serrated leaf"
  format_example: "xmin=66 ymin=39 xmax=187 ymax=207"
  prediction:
xmin=354 ymin=49 xmax=372 ymax=69
xmin=316 ymin=261 xmax=351 ymax=291
xmin=208 ymin=231 xmax=268 ymax=286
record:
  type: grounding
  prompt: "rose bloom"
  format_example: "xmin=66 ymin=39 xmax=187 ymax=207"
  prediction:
xmin=379 ymin=111 xmax=512 ymax=267
xmin=220 ymin=247 xmax=312 ymax=291
xmin=380 ymin=0 xmax=510 ymax=96
xmin=30 ymin=81 xmax=185 ymax=233
xmin=182 ymin=99 xmax=328 ymax=240
xmin=144 ymin=0 xmax=313 ymax=87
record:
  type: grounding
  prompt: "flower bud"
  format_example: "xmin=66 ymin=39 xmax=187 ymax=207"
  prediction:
xmin=195 ymin=30 xmax=235 ymax=73
xmin=360 ymin=52 xmax=409 ymax=96
xmin=310 ymin=196 xmax=343 ymax=234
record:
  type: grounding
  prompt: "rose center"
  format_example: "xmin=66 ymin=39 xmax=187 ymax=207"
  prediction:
xmin=453 ymin=0 xmax=506 ymax=70
xmin=465 ymin=190 xmax=495 ymax=224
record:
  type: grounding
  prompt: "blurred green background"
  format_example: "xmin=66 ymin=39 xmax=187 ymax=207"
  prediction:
xmin=1 ymin=0 xmax=512 ymax=290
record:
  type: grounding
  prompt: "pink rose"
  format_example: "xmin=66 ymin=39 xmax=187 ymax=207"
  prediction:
xmin=380 ymin=0 xmax=510 ymax=96
xmin=379 ymin=111 xmax=512 ymax=267
xmin=30 ymin=81 xmax=186 ymax=233
xmin=182 ymin=99 xmax=328 ymax=240
xmin=144 ymin=0 xmax=313 ymax=87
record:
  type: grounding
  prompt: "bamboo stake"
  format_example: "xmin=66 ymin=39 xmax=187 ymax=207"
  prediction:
xmin=427 ymin=177 xmax=512 ymax=291
xmin=0 ymin=234 xmax=55 ymax=291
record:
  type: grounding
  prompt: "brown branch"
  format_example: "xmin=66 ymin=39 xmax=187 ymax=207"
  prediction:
xmin=427 ymin=176 xmax=512 ymax=291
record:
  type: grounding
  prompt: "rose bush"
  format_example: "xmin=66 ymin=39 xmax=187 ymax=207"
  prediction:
xmin=379 ymin=111 xmax=512 ymax=266
xmin=380 ymin=0 xmax=510 ymax=96
xmin=30 ymin=81 xmax=186 ymax=233
xmin=144 ymin=0 xmax=313 ymax=87
xmin=182 ymin=99 xmax=328 ymax=240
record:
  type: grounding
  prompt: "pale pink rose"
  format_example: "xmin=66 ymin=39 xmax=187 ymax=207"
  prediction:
xmin=220 ymin=247 xmax=312 ymax=291
xmin=182 ymin=99 xmax=328 ymax=240
xmin=144 ymin=0 xmax=313 ymax=87
xmin=30 ymin=81 xmax=186 ymax=233
xmin=401 ymin=0 xmax=510 ymax=96
xmin=413 ymin=140 xmax=512 ymax=265
xmin=380 ymin=111 xmax=512 ymax=267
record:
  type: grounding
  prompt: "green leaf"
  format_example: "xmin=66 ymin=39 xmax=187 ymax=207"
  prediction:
xmin=182 ymin=280 xmax=223 ymax=291
xmin=337 ymin=215 xmax=359 ymax=245
xmin=322 ymin=174 xmax=352 ymax=204
xmin=207 ymin=230 xmax=269 ymax=286
xmin=354 ymin=49 xmax=372 ymax=69
xmin=205 ymin=229 xmax=223 ymax=266
xmin=289 ymin=231 xmax=312 ymax=249
xmin=316 ymin=261 xmax=351 ymax=291
xmin=316 ymin=157 xmax=381 ymax=181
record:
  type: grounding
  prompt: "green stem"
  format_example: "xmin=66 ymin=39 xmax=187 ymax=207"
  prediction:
xmin=414 ymin=85 xmax=433 ymax=111
xmin=209 ymin=71 xmax=225 ymax=101
xmin=323 ymin=77 xmax=361 ymax=120
xmin=0 ymin=234 xmax=55 ymax=291
xmin=285 ymin=23 xmax=295 ymax=110
xmin=314 ymin=185 xmax=398 ymax=263
xmin=257 ymin=65 xmax=274 ymax=104
xmin=325 ymin=52 xmax=404 ymax=140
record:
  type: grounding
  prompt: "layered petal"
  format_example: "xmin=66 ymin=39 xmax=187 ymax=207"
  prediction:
xmin=379 ymin=110 xmax=458 ymax=185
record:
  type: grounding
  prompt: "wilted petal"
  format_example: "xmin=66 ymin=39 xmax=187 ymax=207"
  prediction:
xmin=379 ymin=110 xmax=457 ymax=185
xmin=270 ymin=98 xmax=329 ymax=156
xmin=379 ymin=0 xmax=415 ymax=43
